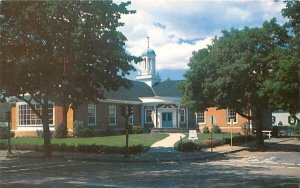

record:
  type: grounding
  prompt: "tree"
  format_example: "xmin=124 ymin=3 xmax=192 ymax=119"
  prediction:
xmin=0 ymin=1 xmax=140 ymax=157
xmin=179 ymin=18 xmax=294 ymax=147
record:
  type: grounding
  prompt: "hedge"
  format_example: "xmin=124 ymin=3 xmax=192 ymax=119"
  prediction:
xmin=0 ymin=142 xmax=149 ymax=155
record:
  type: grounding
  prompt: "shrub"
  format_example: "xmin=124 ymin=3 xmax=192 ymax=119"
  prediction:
xmin=73 ymin=121 xmax=93 ymax=137
xmin=54 ymin=122 xmax=67 ymax=138
xmin=0 ymin=127 xmax=15 ymax=139
xmin=104 ymin=127 xmax=115 ymax=136
xmin=176 ymin=141 xmax=200 ymax=152
xmin=73 ymin=121 xmax=84 ymax=137
xmin=129 ymin=125 xmax=143 ymax=134
xmin=36 ymin=129 xmax=44 ymax=138
xmin=241 ymin=122 xmax=250 ymax=135
xmin=203 ymin=126 xmax=209 ymax=133
xmin=212 ymin=125 xmax=221 ymax=133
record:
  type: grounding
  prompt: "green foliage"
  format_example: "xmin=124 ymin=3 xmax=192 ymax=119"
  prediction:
xmin=0 ymin=127 xmax=15 ymax=139
xmin=104 ymin=127 xmax=115 ymax=136
xmin=202 ymin=126 xmax=210 ymax=133
xmin=0 ymin=142 xmax=149 ymax=155
xmin=0 ymin=1 xmax=139 ymax=156
xmin=212 ymin=125 xmax=221 ymax=133
xmin=179 ymin=16 xmax=299 ymax=147
xmin=176 ymin=141 xmax=200 ymax=152
xmin=128 ymin=125 xmax=143 ymax=134
xmin=54 ymin=122 xmax=67 ymax=139
xmin=73 ymin=121 xmax=94 ymax=137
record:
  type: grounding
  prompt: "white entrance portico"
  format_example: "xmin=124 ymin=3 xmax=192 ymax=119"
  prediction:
xmin=139 ymin=97 xmax=187 ymax=129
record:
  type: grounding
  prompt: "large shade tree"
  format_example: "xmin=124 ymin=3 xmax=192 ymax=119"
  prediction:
xmin=179 ymin=16 xmax=299 ymax=147
xmin=0 ymin=1 xmax=139 ymax=157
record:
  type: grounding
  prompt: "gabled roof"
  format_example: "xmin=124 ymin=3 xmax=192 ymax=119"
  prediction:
xmin=104 ymin=80 xmax=154 ymax=102
xmin=152 ymin=80 xmax=184 ymax=97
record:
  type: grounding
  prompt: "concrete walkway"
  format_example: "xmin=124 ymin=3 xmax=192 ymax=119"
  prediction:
xmin=148 ymin=133 xmax=185 ymax=153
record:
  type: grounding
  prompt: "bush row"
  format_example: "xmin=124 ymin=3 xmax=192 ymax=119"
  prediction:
xmin=202 ymin=125 xmax=222 ymax=133
xmin=0 ymin=142 xmax=149 ymax=155
xmin=175 ymin=135 xmax=256 ymax=152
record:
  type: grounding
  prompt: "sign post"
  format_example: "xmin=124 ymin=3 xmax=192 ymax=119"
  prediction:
xmin=230 ymin=119 xmax=233 ymax=148
xmin=210 ymin=116 xmax=213 ymax=152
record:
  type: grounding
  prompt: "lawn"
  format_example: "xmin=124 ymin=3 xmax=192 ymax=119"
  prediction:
xmin=0 ymin=133 xmax=168 ymax=147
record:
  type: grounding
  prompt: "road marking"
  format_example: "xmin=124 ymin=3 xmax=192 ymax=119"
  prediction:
xmin=281 ymin=163 xmax=294 ymax=166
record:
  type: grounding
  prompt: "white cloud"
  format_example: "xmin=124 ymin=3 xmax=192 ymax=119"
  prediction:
xmin=117 ymin=0 xmax=286 ymax=78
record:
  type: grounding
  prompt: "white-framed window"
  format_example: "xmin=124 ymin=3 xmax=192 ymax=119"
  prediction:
xmin=18 ymin=103 xmax=54 ymax=126
xmin=272 ymin=116 xmax=276 ymax=124
xmin=288 ymin=116 xmax=296 ymax=125
xmin=179 ymin=109 xmax=185 ymax=122
xmin=109 ymin=105 xmax=116 ymax=125
xmin=88 ymin=104 xmax=96 ymax=126
xmin=227 ymin=108 xmax=237 ymax=123
xmin=128 ymin=114 xmax=133 ymax=125
xmin=145 ymin=109 xmax=152 ymax=123
xmin=196 ymin=112 xmax=205 ymax=124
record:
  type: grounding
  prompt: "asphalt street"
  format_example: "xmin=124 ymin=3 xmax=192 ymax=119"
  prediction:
xmin=0 ymin=150 xmax=299 ymax=188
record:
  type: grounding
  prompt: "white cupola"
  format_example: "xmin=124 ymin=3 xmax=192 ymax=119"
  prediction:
xmin=136 ymin=37 xmax=161 ymax=87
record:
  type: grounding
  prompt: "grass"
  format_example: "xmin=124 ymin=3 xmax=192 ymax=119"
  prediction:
xmin=0 ymin=133 xmax=168 ymax=147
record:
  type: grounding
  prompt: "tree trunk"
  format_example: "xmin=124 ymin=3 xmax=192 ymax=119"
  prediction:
xmin=255 ymin=107 xmax=265 ymax=148
xmin=42 ymin=93 xmax=52 ymax=158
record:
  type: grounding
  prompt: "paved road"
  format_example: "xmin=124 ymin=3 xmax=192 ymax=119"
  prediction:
xmin=1 ymin=150 xmax=299 ymax=187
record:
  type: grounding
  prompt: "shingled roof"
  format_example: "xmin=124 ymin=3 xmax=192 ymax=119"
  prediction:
xmin=152 ymin=80 xmax=183 ymax=97
xmin=104 ymin=80 xmax=155 ymax=102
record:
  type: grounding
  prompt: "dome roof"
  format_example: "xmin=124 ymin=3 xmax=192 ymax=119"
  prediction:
xmin=142 ymin=48 xmax=156 ymax=56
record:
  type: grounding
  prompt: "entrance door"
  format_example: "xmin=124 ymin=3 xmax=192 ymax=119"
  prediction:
xmin=162 ymin=112 xmax=173 ymax=128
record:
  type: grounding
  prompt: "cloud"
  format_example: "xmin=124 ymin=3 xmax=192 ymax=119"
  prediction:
xmin=118 ymin=0 xmax=287 ymax=78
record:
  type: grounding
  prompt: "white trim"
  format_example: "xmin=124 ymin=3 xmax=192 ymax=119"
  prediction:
xmin=196 ymin=111 xmax=206 ymax=124
xmin=139 ymin=96 xmax=181 ymax=104
xmin=109 ymin=105 xmax=116 ymax=126
xmin=16 ymin=126 xmax=55 ymax=131
xmin=226 ymin=108 xmax=238 ymax=124
xmin=16 ymin=102 xmax=55 ymax=127
xmin=99 ymin=99 xmax=141 ymax=105
xmin=145 ymin=109 xmax=152 ymax=123
xmin=128 ymin=114 xmax=134 ymax=125
xmin=179 ymin=109 xmax=185 ymax=122
xmin=88 ymin=104 xmax=97 ymax=126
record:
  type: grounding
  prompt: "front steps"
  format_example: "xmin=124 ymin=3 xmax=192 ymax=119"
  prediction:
xmin=151 ymin=128 xmax=195 ymax=133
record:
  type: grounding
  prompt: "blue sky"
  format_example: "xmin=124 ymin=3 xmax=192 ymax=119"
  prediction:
xmin=118 ymin=0 xmax=287 ymax=80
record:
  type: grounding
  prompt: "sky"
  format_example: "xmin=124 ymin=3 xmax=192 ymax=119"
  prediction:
xmin=118 ymin=0 xmax=287 ymax=81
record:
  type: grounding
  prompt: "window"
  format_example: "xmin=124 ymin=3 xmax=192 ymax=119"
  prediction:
xmin=128 ymin=114 xmax=133 ymax=125
xmin=145 ymin=109 xmax=152 ymax=123
xmin=180 ymin=109 xmax=185 ymax=122
xmin=88 ymin=104 xmax=96 ymax=126
xmin=272 ymin=116 xmax=276 ymax=124
xmin=18 ymin=103 xmax=54 ymax=126
xmin=288 ymin=116 xmax=296 ymax=125
xmin=109 ymin=105 xmax=116 ymax=125
xmin=227 ymin=109 xmax=237 ymax=123
xmin=196 ymin=112 xmax=205 ymax=124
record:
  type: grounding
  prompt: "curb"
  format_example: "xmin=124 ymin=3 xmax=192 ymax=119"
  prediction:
xmin=1 ymin=146 xmax=247 ymax=163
